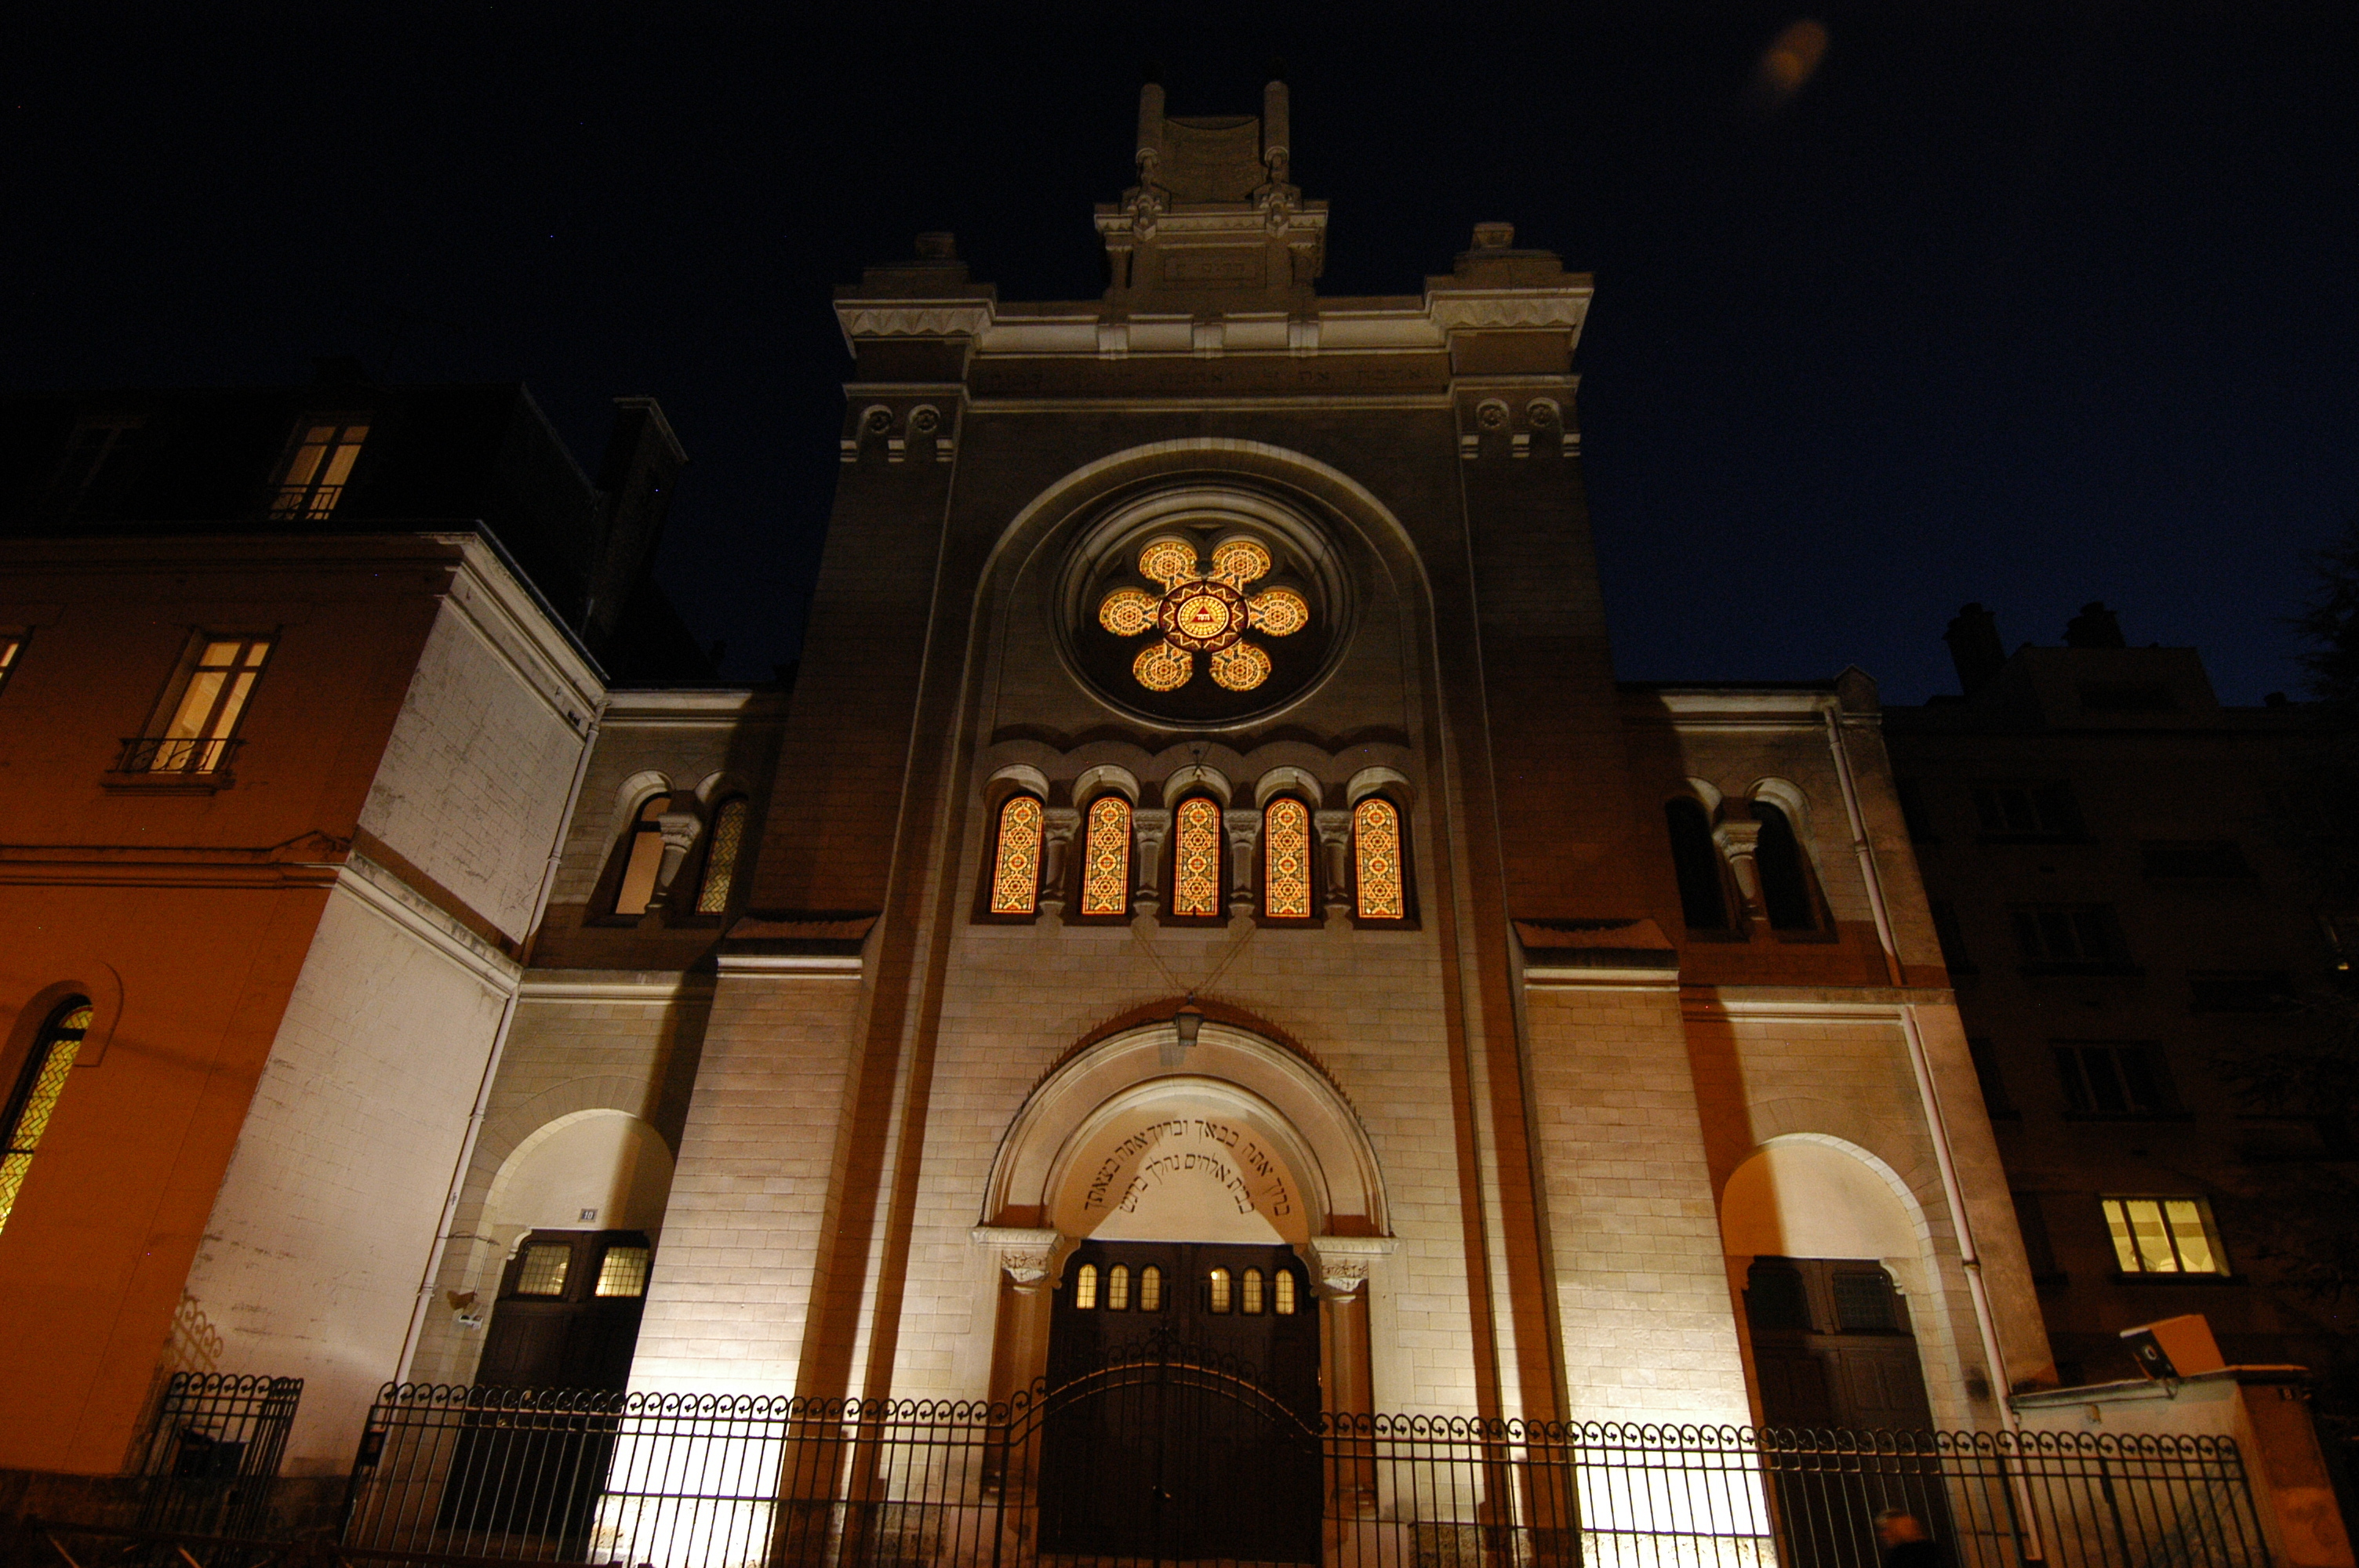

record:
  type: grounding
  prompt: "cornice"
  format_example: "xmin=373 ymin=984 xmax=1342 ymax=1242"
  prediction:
xmin=834 ymin=299 xmax=996 ymax=347
xmin=1424 ymin=289 xmax=1592 ymax=333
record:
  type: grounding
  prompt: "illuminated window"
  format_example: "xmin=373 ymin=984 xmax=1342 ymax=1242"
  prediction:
xmin=1139 ymin=1265 xmax=1163 ymax=1312
xmin=514 ymin=1242 xmax=572 ymax=1297
xmin=2103 ymin=1197 xmax=2226 ymax=1276
xmin=594 ymin=1244 xmax=652 ymax=1298
xmin=130 ymin=636 xmax=271 ymax=774
xmin=1241 ymin=1268 xmax=1266 ymax=1314
xmin=1080 ymin=796 xmax=1132 ymax=917
xmin=0 ymin=1000 xmax=90 ymax=1236
xmin=1095 ymin=534 xmax=1309 ymax=695
xmin=1354 ymin=798 xmax=1405 ymax=920
xmin=695 ymin=797 xmax=750 ymax=914
xmin=1074 ymin=1262 xmax=1100 ymax=1309
xmin=0 ymin=636 xmax=22 ymax=697
xmin=1274 ymin=1270 xmax=1296 ymax=1315
xmin=611 ymin=795 xmax=672 ymax=916
xmin=1263 ymin=799 xmax=1312 ymax=918
xmin=990 ymin=795 xmax=1044 ymax=915
xmin=1206 ymin=1268 xmax=1232 ymax=1313
xmin=1107 ymin=1264 xmax=1131 ymax=1311
xmin=270 ymin=420 xmax=369 ymax=519
xmin=1172 ymin=797 xmax=1223 ymax=918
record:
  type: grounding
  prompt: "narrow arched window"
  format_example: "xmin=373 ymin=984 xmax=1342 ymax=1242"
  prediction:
xmin=1171 ymin=797 xmax=1223 ymax=919
xmin=695 ymin=796 xmax=750 ymax=915
xmin=611 ymin=794 xmax=671 ymax=916
xmin=0 ymin=999 xmax=90 ymax=1235
xmin=1754 ymin=802 xmax=1817 ymax=931
xmin=1274 ymin=1269 xmax=1297 ymax=1316
xmin=1107 ymin=1263 xmax=1131 ymax=1311
xmin=1205 ymin=1268 xmax=1233 ymax=1313
xmin=1073 ymin=1262 xmax=1099 ymax=1309
xmin=1262 ymin=798 xmax=1313 ymax=918
xmin=1666 ymin=799 xmax=1728 ymax=930
xmin=1354 ymin=798 xmax=1405 ymax=920
xmin=1079 ymin=796 xmax=1132 ymax=917
xmin=990 ymin=795 xmax=1044 ymax=916
xmin=1241 ymin=1268 xmax=1266 ymax=1314
xmin=1139 ymin=1265 xmax=1164 ymax=1312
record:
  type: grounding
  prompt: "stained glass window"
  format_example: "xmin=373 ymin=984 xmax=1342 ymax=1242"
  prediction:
xmin=1206 ymin=1268 xmax=1232 ymax=1314
xmin=1274 ymin=1270 xmax=1297 ymax=1315
xmin=990 ymin=795 xmax=1044 ymax=915
xmin=595 ymin=1244 xmax=652 ymax=1298
xmin=514 ymin=1242 xmax=571 ymax=1297
xmin=696 ymin=797 xmax=750 ymax=914
xmin=1354 ymin=798 xmax=1405 ymax=920
xmin=1241 ymin=1268 xmax=1266 ymax=1314
xmin=1139 ymin=1265 xmax=1163 ymax=1312
xmin=1095 ymin=535 xmax=1309 ymax=695
xmin=1172 ymin=797 xmax=1223 ymax=919
xmin=1263 ymin=798 xmax=1313 ymax=918
xmin=1107 ymin=1264 xmax=1131 ymax=1310
xmin=1080 ymin=797 xmax=1131 ymax=917
xmin=0 ymin=1000 xmax=89 ymax=1236
xmin=1074 ymin=1262 xmax=1100 ymax=1308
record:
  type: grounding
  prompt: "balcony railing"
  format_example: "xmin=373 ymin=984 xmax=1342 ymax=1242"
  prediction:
xmin=115 ymin=735 xmax=244 ymax=775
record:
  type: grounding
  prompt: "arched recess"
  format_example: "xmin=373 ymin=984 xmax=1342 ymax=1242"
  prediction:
xmin=1720 ymin=1134 xmax=1971 ymax=1429
xmin=480 ymin=1108 xmax=676 ymax=1258
xmin=979 ymin=1017 xmax=1392 ymax=1413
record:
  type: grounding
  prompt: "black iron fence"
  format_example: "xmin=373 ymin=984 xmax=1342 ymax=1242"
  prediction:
xmin=133 ymin=1373 xmax=304 ymax=1540
xmin=340 ymin=1377 xmax=2270 ymax=1568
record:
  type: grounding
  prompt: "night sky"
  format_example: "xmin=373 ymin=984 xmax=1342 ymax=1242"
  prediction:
xmin=6 ymin=5 xmax=2354 ymax=703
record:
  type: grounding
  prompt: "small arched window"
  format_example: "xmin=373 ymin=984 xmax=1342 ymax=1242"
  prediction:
xmin=1241 ymin=1268 xmax=1266 ymax=1314
xmin=1079 ymin=796 xmax=1132 ymax=917
xmin=1139 ymin=1265 xmax=1164 ymax=1312
xmin=1107 ymin=1263 xmax=1132 ymax=1310
xmin=0 ymin=998 xmax=91 ymax=1235
xmin=1262 ymin=798 xmax=1313 ymax=918
xmin=1171 ymin=797 xmax=1223 ymax=919
xmin=1353 ymin=798 xmax=1405 ymax=920
xmin=1666 ymin=799 xmax=1728 ymax=930
xmin=990 ymin=795 xmax=1045 ymax=916
xmin=694 ymin=796 xmax=751 ymax=915
xmin=1274 ymin=1269 xmax=1298 ymax=1316
xmin=1205 ymin=1268 xmax=1233 ymax=1314
xmin=610 ymin=794 xmax=671 ymax=916
xmin=1753 ymin=802 xmax=1817 ymax=931
xmin=1073 ymin=1262 xmax=1100 ymax=1309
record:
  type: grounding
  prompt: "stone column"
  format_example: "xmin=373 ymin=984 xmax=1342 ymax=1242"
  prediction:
xmin=1038 ymin=808 xmax=1081 ymax=919
xmin=642 ymin=810 xmax=704 ymax=915
xmin=1131 ymin=809 xmax=1171 ymax=920
xmin=1314 ymin=809 xmax=1352 ymax=920
xmin=1714 ymin=818 xmax=1764 ymax=927
xmin=974 ymin=1227 xmax=1063 ymax=1406
xmin=1310 ymin=1236 xmax=1389 ymax=1518
xmin=1223 ymin=808 xmax=1262 ymax=918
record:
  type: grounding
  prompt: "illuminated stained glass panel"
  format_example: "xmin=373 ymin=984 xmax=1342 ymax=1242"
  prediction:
xmin=1172 ymin=797 xmax=1223 ymax=918
xmin=990 ymin=795 xmax=1043 ymax=915
xmin=1263 ymin=798 xmax=1313 ymax=918
xmin=1099 ymin=587 xmax=1158 ymax=637
xmin=1247 ymin=587 xmax=1309 ymax=636
xmin=695 ymin=797 xmax=749 ymax=913
xmin=1081 ymin=796 xmax=1131 ymax=917
xmin=1209 ymin=641 xmax=1271 ymax=691
xmin=0 ymin=1003 xmax=89 ymax=1236
xmin=1209 ymin=536 xmax=1272 ymax=586
xmin=1133 ymin=641 xmax=1192 ymax=692
xmin=1354 ymin=798 xmax=1405 ymax=920
xmin=1137 ymin=537 xmax=1198 ymax=588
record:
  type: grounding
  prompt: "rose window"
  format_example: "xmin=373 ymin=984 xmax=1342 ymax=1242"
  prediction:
xmin=1096 ymin=535 xmax=1310 ymax=694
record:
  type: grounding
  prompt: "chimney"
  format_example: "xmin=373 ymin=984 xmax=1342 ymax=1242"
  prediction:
xmin=2065 ymin=601 xmax=2126 ymax=648
xmin=1944 ymin=604 xmax=2006 ymax=695
xmin=1261 ymin=69 xmax=1290 ymax=183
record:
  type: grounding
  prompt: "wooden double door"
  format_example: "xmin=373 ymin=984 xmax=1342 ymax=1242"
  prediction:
xmin=1039 ymin=1240 xmax=1321 ymax=1563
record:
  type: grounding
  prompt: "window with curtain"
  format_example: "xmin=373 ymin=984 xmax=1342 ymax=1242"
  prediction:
xmin=0 ymin=999 xmax=89 ymax=1234
xmin=694 ymin=796 xmax=750 ymax=914
xmin=1354 ymin=797 xmax=1405 ymax=920
xmin=1080 ymin=796 xmax=1132 ymax=917
xmin=1171 ymin=797 xmax=1223 ymax=918
xmin=1263 ymin=798 xmax=1312 ymax=917
xmin=610 ymin=794 xmax=672 ymax=916
xmin=1664 ymin=799 xmax=1726 ymax=929
xmin=990 ymin=795 xmax=1045 ymax=916
xmin=1752 ymin=801 xmax=1816 ymax=930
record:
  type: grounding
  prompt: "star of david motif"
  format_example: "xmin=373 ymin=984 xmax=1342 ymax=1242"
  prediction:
xmin=1096 ymin=536 xmax=1310 ymax=693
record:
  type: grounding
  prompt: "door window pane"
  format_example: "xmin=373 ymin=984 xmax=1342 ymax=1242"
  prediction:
xmin=594 ymin=1244 xmax=652 ymax=1298
xmin=514 ymin=1243 xmax=571 ymax=1297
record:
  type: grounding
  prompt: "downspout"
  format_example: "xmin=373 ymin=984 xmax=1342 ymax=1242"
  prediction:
xmin=392 ymin=702 xmax=604 ymax=1383
xmin=1823 ymin=699 xmax=2023 ymax=1435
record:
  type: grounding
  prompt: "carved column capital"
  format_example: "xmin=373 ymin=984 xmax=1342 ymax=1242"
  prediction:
xmin=1713 ymin=819 xmax=1765 ymax=922
xmin=644 ymin=811 xmax=705 ymax=913
xmin=1038 ymin=807 xmax=1081 ymax=917
xmin=972 ymin=1226 xmax=1065 ymax=1294
xmin=1307 ymin=1235 xmax=1393 ymax=1301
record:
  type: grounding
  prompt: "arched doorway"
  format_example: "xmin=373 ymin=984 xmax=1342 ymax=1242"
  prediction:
xmin=983 ymin=1018 xmax=1387 ymax=1563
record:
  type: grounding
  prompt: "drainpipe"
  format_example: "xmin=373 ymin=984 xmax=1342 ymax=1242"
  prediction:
xmin=392 ymin=702 xmax=604 ymax=1383
xmin=1823 ymin=700 xmax=2023 ymax=1435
